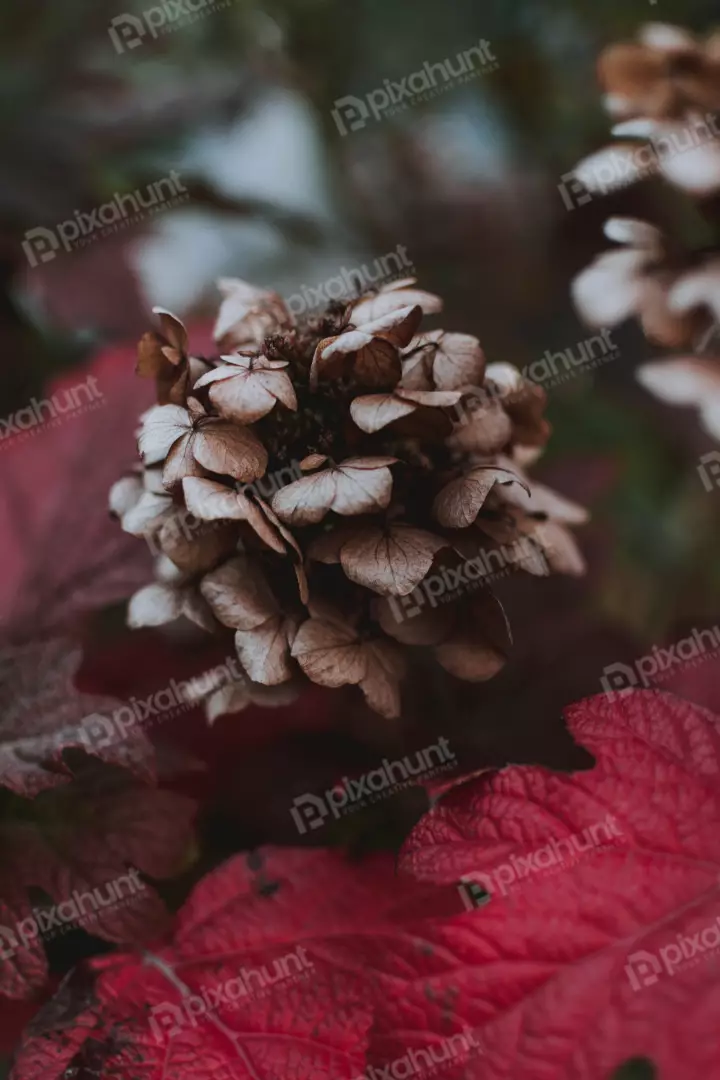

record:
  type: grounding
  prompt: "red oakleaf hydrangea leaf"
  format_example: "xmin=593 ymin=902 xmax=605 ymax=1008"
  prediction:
xmin=396 ymin=689 xmax=720 ymax=1080
xmin=0 ymin=639 xmax=155 ymax=797
xmin=0 ymin=770 xmax=195 ymax=1001
xmin=10 ymin=848 xmax=465 ymax=1079
xmin=0 ymin=343 xmax=154 ymax=637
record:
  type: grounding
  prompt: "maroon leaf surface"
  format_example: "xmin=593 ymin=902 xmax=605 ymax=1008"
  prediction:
xmin=1 ymin=769 xmax=195 ymax=1000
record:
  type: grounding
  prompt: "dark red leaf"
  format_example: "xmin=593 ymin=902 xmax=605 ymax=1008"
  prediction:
xmin=397 ymin=689 xmax=720 ymax=1080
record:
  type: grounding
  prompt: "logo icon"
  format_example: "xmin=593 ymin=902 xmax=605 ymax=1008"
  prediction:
xmin=108 ymin=13 xmax=147 ymax=53
xmin=331 ymin=96 xmax=371 ymax=135
xmin=290 ymin=793 xmax=329 ymax=835
xmin=22 ymin=227 xmax=60 ymax=267
xmin=600 ymin=662 xmax=638 ymax=700
xmin=80 ymin=713 xmax=115 ymax=750
xmin=698 ymin=450 xmax=720 ymax=493
xmin=457 ymin=879 xmax=492 ymax=911
xmin=625 ymin=950 xmax=663 ymax=991
xmin=149 ymin=1002 xmax=186 ymax=1042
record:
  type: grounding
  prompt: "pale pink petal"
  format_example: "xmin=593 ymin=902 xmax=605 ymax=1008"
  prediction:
xmin=127 ymin=583 xmax=183 ymax=628
xmin=660 ymin=136 xmax=720 ymax=195
xmin=572 ymin=250 xmax=648 ymax=326
xmin=604 ymin=217 xmax=663 ymax=248
xmin=138 ymin=405 xmax=190 ymax=464
xmin=637 ymin=357 xmax=720 ymax=404
xmin=575 ymin=143 xmax=658 ymax=193
xmin=121 ymin=491 xmax=174 ymax=536
xmin=109 ymin=476 xmax=143 ymax=518
xmin=350 ymin=394 xmax=418 ymax=433
xmin=669 ymin=263 xmax=720 ymax=320
xmin=331 ymin=462 xmax=394 ymax=516
xmin=638 ymin=23 xmax=697 ymax=52
xmin=351 ymin=287 xmax=442 ymax=324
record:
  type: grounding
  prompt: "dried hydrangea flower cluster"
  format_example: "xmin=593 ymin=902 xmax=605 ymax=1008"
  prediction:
xmin=572 ymin=23 xmax=720 ymax=441
xmin=110 ymin=278 xmax=586 ymax=719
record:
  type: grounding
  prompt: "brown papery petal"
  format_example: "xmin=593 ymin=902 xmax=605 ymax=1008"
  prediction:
xmin=411 ymin=331 xmax=486 ymax=390
xmin=448 ymin=399 xmax=513 ymax=455
xmin=235 ymin=615 xmax=297 ymax=685
xmin=300 ymin=454 xmax=329 ymax=471
xmin=272 ymin=461 xmax=394 ymax=524
xmin=182 ymin=477 xmax=286 ymax=554
xmin=358 ymin=640 xmax=405 ymax=718
xmin=152 ymin=307 xmax=188 ymax=355
xmin=158 ymin=517 xmax=236 ymax=576
xmin=597 ymin=43 xmax=667 ymax=105
xmin=205 ymin=366 xmax=297 ymax=424
xmin=358 ymin=304 xmax=424 ymax=349
xmin=162 ymin=432 xmax=206 ymax=490
xmin=433 ymin=467 xmax=526 ymax=528
xmin=200 ymin=556 xmax=278 ymax=630
xmin=291 ymin=617 xmax=367 ymax=688
xmin=193 ymin=422 xmax=268 ymax=483
xmin=340 ymin=524 xmax=445 ymax=596
xmin=435 ymin=637 xmax=506 ymax=682
xmin=137 ymin=333 xmax=169 ymax=381
xmin=354 ymin=338 xmax=404 ymax=387
xmin=533 ymin=521 xmax=587 ymax=576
